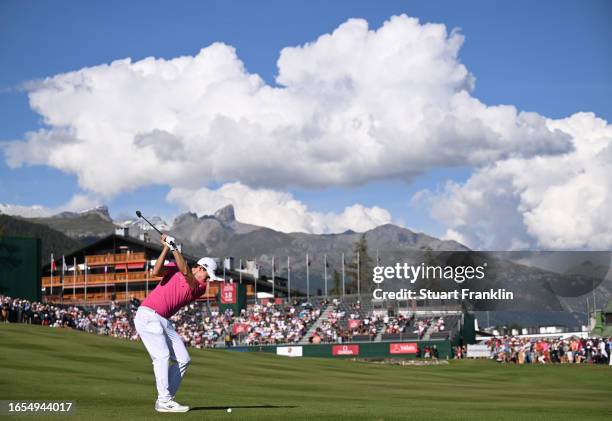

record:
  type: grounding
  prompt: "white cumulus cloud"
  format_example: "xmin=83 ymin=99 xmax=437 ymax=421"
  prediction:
xmin=4 ymin=15 xmax=569 ymax=198
xmin=6 ymin=14 xmax=606 ymax=241
xmin=167 ymin=182 xmax=392 ymax=234
xmin=415 ymin=113 xmax=612 ymax=250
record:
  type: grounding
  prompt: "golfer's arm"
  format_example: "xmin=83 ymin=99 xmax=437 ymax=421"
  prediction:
xmin=172 ymin=249 xmax=196 ymax=288
xmin=151 ymin=246 xmax=170 ymax=277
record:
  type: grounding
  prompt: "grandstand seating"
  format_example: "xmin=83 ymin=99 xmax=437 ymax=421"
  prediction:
xmin=2 ymin=293 xmax=464 ymax=348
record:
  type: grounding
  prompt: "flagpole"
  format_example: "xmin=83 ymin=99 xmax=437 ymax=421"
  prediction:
xmin=306 ymin=253 xmax=310 ymax=301
xmin=84 ymin=259 xmax=88 ymax=306
xmin=239 ymin=259 xmax=242 ymax=284
xmin=287 ymin=256 xmax=291 ymax=302
xmin=324 ymin=254 xmax=328 ymax=297
xmin=357 ymin=250 xmax=360 ymax=300
xmin=125 ymin=251 xmax=129 ymax=307
xmin=341 ymin=252 xmax=345 ymax=298
xmin=254 ymin=258 xmax=257 ymax=303
xmin=50 ymin=253 xmax=54 ymax=300
xmin=272 ymin=256 xmax=275 ymax=298
xmin=61 ymin=255 xmax=65 ymax=305
xmin=73 ymin=256 xmax=76 ymax=300
xmin=104 ymin=265 xmax=108 ymax=301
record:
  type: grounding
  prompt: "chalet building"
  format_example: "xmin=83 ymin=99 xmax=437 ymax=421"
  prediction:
xmin=41 ymin=230 xmax=287 ymax=305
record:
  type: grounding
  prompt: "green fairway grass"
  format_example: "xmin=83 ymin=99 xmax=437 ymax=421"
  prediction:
xmin=1 ymin=324 xmax=610 ymax=420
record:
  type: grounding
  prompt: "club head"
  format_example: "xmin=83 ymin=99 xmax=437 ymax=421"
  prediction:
xmin=136 ymin=210 xmax=142 ymax=218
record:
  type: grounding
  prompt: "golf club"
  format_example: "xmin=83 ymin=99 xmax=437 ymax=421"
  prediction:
xmin=136 ymin=210 xmax=177 ymax=249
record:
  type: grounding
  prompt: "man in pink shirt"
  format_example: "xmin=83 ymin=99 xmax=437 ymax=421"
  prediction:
xmin=134 ymin=234 xmax=222 ymax=413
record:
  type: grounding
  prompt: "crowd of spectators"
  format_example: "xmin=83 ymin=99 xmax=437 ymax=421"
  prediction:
xmin=313 ymin=312 xmax=379 ymax=344
xmin=382 ymin=314 xmax=414 ymax=335
xmin=306 ymin=299 xmax=457 ymax=343
xmin=1 ymin=295 xmax=138 ymax=340
xmin=485 ymin=336 xmax=612 ymax=365
xmin=0 ymin=294 xmax=322 ymax=348
xmin=235 ymin=300 xmax=321 ymax=345
xmin=169 ymin=303 xmax=231 ymax=349
xmin=310 ymin=299 xmax=380 ymax=344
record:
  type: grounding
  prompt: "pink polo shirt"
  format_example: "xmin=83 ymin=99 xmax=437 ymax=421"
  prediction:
xmin=141 ymin=263 xmax=207 ymax=318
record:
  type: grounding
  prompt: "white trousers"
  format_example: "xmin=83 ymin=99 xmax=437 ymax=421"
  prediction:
xmin=134 ymin=306 xmax=190 ymax=401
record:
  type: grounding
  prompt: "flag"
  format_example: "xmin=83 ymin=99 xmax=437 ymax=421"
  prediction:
xmin=61 ymin=255 xmax=66 ymax=297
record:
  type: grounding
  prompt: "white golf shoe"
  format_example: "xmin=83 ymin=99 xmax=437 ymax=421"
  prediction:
xmin=155 ymin=399 xmax=190 ymax=413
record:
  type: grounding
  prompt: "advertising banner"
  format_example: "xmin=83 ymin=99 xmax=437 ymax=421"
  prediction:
xmin=332 ymin=344 xmax=359 ymax=356
xmin=389 ymin=343 xmax=418 ymax=354
xmin=277 ymin=346 xmax=303 ymax=357
xmin=467 ymin=344 xmax=491 ymax=358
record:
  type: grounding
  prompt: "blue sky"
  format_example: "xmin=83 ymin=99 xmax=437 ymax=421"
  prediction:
xmin=0 ymin=0 xmax=610 ymax=246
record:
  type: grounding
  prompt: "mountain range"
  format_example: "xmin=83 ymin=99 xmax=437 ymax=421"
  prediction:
xmin=2 ymin=204 xmax=610 ymax=326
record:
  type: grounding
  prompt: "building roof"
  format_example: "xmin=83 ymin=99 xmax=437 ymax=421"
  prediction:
xmin=42 ymin=233 xmax=199 ymax=270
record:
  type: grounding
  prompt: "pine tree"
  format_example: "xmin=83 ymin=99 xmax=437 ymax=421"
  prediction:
xmin=331 ymin=269 xmax=341 ymax=295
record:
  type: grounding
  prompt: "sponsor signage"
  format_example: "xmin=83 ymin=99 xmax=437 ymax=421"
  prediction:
xmin=277 ymin=346 xmax=303 ymax=357
xmin=220 ymin=283 xmax=237 ymax=304
xmin=332 ymin=344 xmax=359 ymax=356
xmin=389 ymin=342 xmax=418 ymax=354
xmin=467 ymin=344 xmax=490 ymax=358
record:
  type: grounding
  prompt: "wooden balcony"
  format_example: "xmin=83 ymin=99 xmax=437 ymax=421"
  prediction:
xmin=53 ymin=286 xmax=224 ymax=305
xmin=43 ymin=279 xmax=255 ymax=305
xmin=85 ymin=252 xmax=146 ymax=266
xmin=42 ymin=272 xmax=161 ymax=288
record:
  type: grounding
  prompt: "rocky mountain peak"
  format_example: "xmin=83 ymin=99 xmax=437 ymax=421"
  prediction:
xmin=86 ymin=205 xmax=111 ymax=220
xmin=214 ymin=204 xmax=235 ymax=222
xmin=173 ymin=212 xmax=199 ymax=226
xmin=55 ymin=204 xmax=112 ymax=222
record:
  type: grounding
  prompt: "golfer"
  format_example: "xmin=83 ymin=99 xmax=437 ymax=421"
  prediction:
xmin=134 ymin=234 xmax=222 ymax=412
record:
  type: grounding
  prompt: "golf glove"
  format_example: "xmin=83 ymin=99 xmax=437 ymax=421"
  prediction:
xmin=164 ymin=235 xmax=176 ymax=251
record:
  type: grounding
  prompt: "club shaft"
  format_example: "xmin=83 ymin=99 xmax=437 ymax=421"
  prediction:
xmin=138 ymin=213 xmax=164 ymax=236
